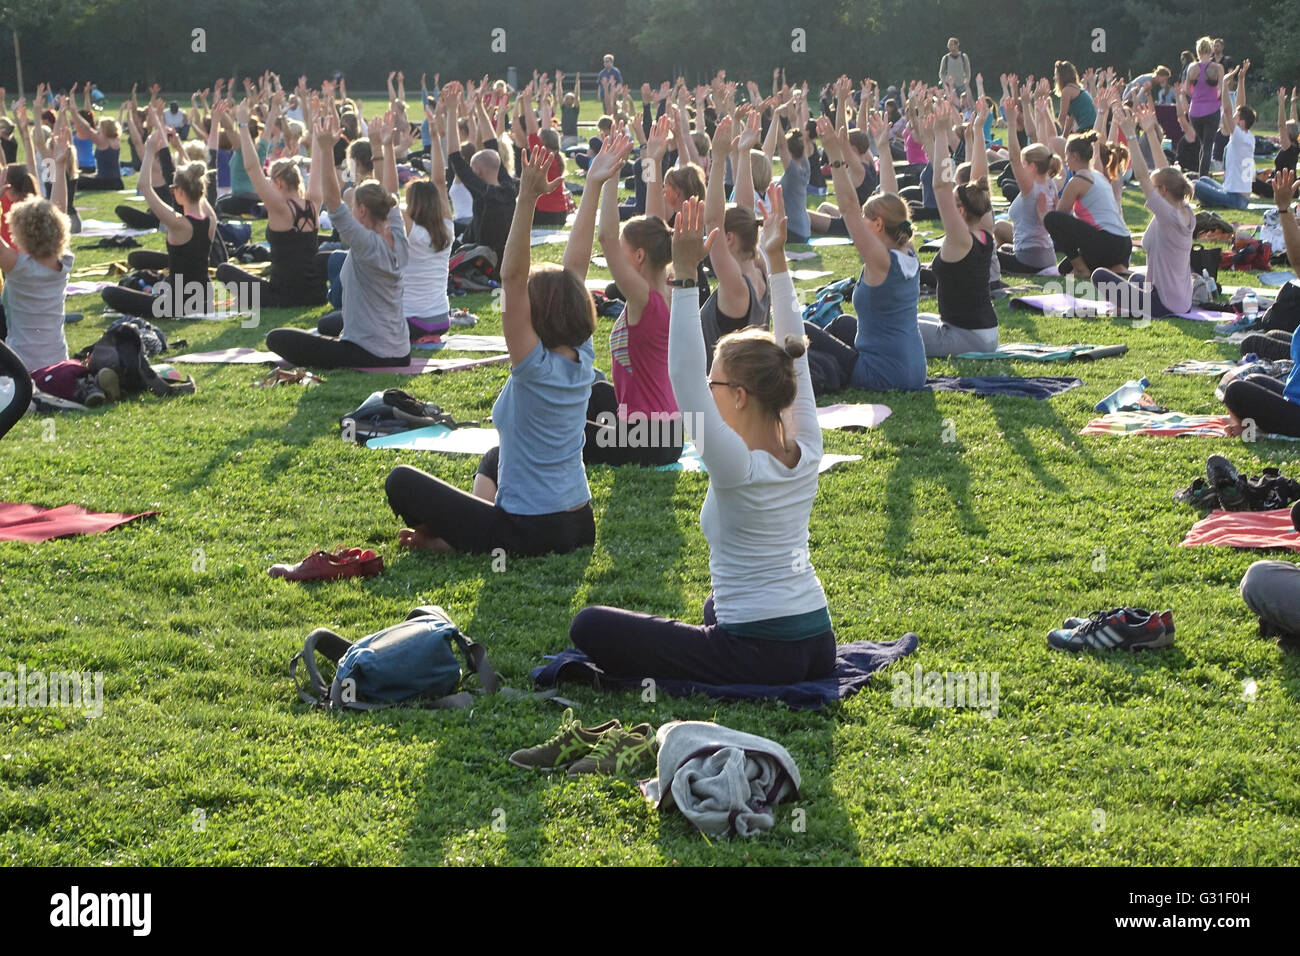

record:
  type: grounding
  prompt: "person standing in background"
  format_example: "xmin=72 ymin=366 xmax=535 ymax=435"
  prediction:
xmin=939 ymin=38 xmax=972 ymax=97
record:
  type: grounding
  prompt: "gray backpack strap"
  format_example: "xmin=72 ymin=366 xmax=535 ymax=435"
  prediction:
xmin=290 ymin=628 xmax=352 ymax=707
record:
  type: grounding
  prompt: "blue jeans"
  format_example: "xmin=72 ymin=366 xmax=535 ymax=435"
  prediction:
xmin=326 ymin=250 xmax=347 ymax=309
xmin=1193 ymin=178 xmax=1249 ymax=210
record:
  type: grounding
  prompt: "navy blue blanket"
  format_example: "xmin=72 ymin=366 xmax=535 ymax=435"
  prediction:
xmin=530 ymin=634 xmax=920 ymax=711
xmin=925 ymin=375 xmax=1083 ymax=400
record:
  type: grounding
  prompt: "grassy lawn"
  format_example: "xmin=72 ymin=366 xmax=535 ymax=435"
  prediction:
xmin=1 ymin=96 xmax=1297 ymax=866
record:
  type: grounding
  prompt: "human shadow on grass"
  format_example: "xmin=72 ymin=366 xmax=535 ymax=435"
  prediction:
xmin=978 ymin=386 xmax=1111 ymax=494
xmin=875 ymin=389 xmax=987 ymax=552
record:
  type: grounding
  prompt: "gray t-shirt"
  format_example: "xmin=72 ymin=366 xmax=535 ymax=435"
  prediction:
xmin=332 ymin=203 xmax=410 ymax=360
xmin=3 ymin=252 xmax=73 ymax=371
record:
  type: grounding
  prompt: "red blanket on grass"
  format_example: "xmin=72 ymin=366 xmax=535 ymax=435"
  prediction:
xmin=0 ymin=503 xmax=159 ymax=542
xmin=1180 ymin=509 xmax=1300 ymax=551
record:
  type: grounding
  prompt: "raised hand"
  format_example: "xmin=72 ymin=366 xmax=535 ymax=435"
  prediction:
xmin=1274 ymin=167 xmax=1296 ymax=211
xmin=737 ymin=110 xmax=761 ymax=150
xmin=760 ymin=183 xmax=787 ymax=256
xmin=519 ymin=144 xmax=563 ymax=199
xmin=711 ymin=114 xmax=735 ymax=156
xmin=587 ymin=128 xmax=634 ymax=184
xmin=816 ymin=116 xmax=843 ymax=161
xmin=671 ymin=196 xmax=717 ymax=275
xmin=644 ymin=114 xmax=672 ymax=160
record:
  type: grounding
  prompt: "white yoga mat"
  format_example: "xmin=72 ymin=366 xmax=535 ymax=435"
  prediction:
xmin=817 ymin=403 xmax=892 ymax=429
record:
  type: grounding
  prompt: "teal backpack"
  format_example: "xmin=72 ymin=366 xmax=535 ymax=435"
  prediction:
xmin=291 ymin=606 xmax=498 ymax=710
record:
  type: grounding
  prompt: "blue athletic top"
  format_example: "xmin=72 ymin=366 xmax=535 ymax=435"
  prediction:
xmin=850 ymin=249 xmax=926 ymax=390
xmin=1285 ymin=301 xmax=1300 ymax=406
xmin=492 ymin=338 xmax=596 ymax=516
xmin=74 ymin=136 xmax=96 ymax=170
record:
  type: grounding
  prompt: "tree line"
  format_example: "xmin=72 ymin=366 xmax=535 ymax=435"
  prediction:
xmin=2 ymin=0 xmax=1291 ymax=97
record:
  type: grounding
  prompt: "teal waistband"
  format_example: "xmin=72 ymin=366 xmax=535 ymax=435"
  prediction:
xmin=722 ymin=606 xmax=833 ymax=642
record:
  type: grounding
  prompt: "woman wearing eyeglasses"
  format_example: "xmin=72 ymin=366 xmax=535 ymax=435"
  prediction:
xmin=568 ymin=185 xmax=837 ymax=685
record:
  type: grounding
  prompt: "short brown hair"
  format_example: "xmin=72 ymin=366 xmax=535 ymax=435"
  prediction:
xmin=528 ymin=265 xmax=596 ymax=349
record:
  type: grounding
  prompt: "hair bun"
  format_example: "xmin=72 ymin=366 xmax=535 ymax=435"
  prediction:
xmin=783 ymin=334 xmax=807 ymax=359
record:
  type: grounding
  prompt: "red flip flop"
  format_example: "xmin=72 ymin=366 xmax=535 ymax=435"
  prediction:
xmin=268 ymin=548 xmax=384 ymax=581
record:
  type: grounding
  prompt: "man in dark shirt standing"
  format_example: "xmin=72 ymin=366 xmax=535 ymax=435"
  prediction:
xmin=597 ymin=54 xmax=623 ymax=114
xmin=448 ymin=144 xmax=518 ymax=267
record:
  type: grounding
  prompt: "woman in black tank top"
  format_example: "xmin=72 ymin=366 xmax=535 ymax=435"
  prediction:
xmin=915 ymin=106 xmax=998 ymax=357
xmin=215 ymin=99 xmax=327 ymax=307
xmin=101 ymin=116 xmax=217 ymax=319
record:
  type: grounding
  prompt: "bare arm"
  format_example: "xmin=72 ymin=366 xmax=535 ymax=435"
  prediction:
xmin=820 ymin=116 xmax=892 ymax=279
xmin=502 ymin=146 xmax=563 ymax=364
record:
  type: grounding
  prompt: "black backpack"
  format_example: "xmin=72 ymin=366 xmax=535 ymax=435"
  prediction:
xmin=83 ymin=323 xmax=195 ymax=398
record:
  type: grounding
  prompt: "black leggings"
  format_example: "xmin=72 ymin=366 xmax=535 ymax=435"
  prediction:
xmin=582 ymin=380 xmax=683 ymax=467
xmin=265 ymin=313 xmax=410 ymax=368
xmin=213 ymin=262 xmax=306 ymax=308
xmin=1190 ymin=112 xmax=1219 ymax=177
xmin=385 ymin=461 xmax=596 ymax=556
xmin=215 ymin=193 xmax=266 ymax=219
xmin=76 ymin=174 xmax=124 ymax=192
xmin=533 ymin=209 xmax=568 ymax=227
xmin=116 ymin=204 xmax=160 ymax=230
xmin=1223 ymin=374 xmax=1300 ymax=438
xmin=998 ymin=249 xmax=1050 ymax=274
xmin=0 ymin=340 xmax=33 ymax=442
xmin=1043 ymin=211 xmax=1132 ymax=270
xmin=802 ymin=316 xmax=859 ymax=384
xmin=1241 ymin=330 xmax=1293 ymax=360
xmin=569 ymin=594 xmax=837 ymax=685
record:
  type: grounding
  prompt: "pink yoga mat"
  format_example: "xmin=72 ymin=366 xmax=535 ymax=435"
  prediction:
xmin=1181 ymin=510 xmax=1300 ymax=551
xmin=353 ymin=355 xmax=511 ymax=374
xmin=0 ymin=503 xmax=159 ymax=543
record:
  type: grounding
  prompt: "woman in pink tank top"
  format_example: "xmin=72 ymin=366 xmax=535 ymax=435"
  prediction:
xmin=1186 ymin=36 xmax=1225 ymax=176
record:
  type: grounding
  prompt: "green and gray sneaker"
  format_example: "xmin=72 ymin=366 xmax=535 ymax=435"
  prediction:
xmin=507 ymin=708 xmax=621 ymax=771
xmin=566 ymin=722 xmax=656 ymax=777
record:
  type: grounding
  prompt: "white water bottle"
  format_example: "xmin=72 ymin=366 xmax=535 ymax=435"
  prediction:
xmin=1243 ymin=291 xmax=1258 ymax=321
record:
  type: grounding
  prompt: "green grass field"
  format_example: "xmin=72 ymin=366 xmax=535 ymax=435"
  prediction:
xmin=1 ymin=97 xmax=1297 ymax=865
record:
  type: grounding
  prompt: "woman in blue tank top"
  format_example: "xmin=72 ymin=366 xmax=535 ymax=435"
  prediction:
xmin=802 ymin=116 xmax=925 ymax=391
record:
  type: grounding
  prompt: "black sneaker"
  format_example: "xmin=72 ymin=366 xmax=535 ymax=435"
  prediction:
xmin=1206 ymin=455 xmax=1246 ymax=511
xmin=1050 ymin=608 xmax=1173 ymax=651
xmin=82 ymin=385 xmax=106 ymax=408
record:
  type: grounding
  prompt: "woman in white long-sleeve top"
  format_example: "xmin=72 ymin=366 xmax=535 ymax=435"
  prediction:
xmin=568 ymin=186 xmax=836 ymax=685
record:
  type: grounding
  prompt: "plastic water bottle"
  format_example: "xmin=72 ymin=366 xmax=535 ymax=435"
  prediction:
xmin=1243 ymin=291 xmax=1258 ymax=322
xmin=1095 ymin=377 xmax=1150 ymax=413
